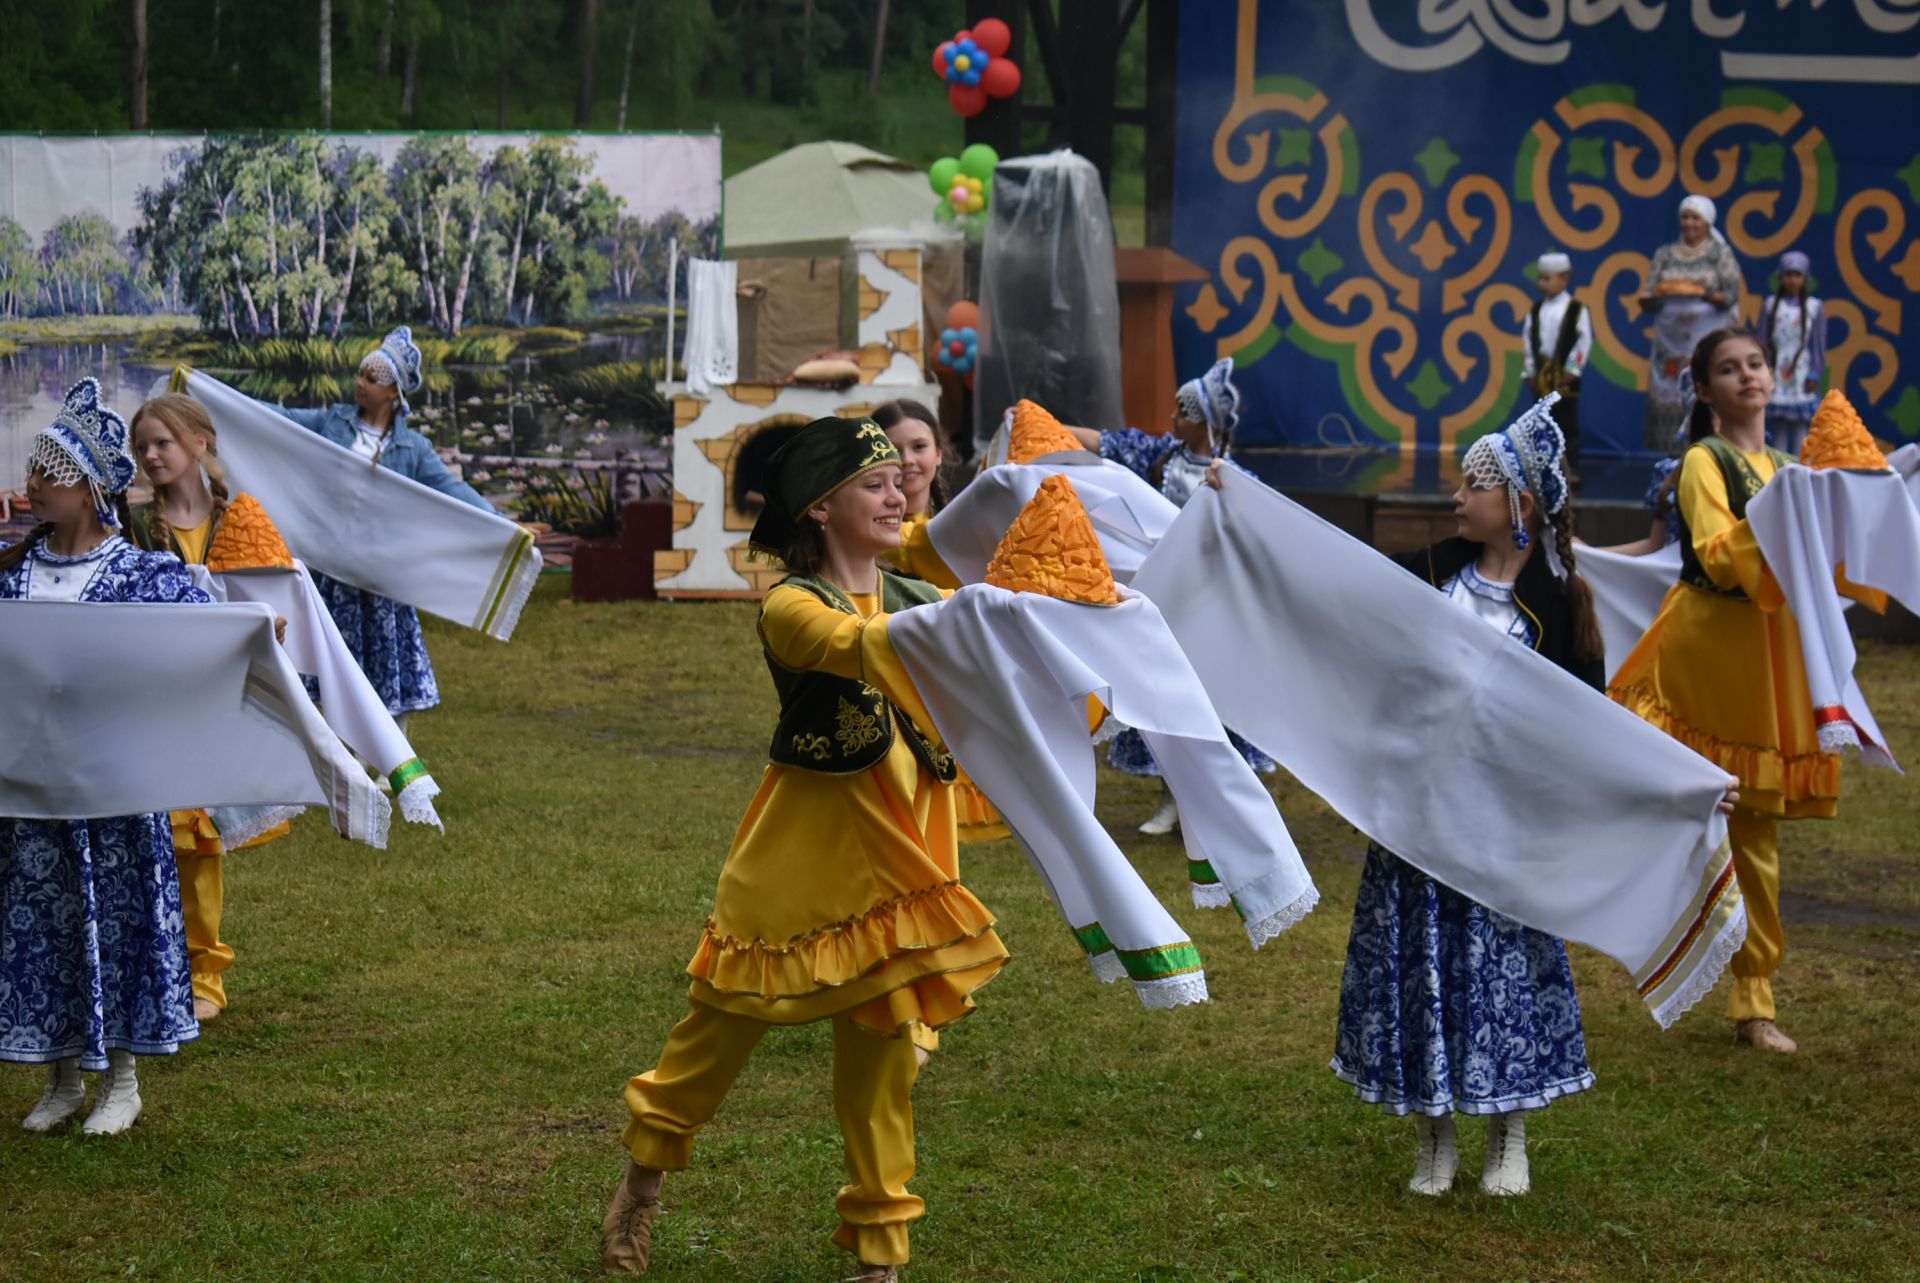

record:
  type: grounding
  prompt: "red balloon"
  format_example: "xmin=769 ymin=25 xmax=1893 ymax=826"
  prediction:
xmin=946 ymin=299 xmax=980 ymax=331
xmin=948 ymin=339 xmax=966 ymax=357
xmin=932 ymin=41 xmax=953 ymax=77
xmin=949 ymin=83 xmax=989 ymax=117
xmin=972 ymin=18 xmax=1012 ymax=57
xmin=981 ymin=57 xmax=1022 ymax=99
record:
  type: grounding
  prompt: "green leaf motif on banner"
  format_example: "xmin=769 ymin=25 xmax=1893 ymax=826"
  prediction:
xmin=1897 ymin=155 xmax=1920 ymax=205
xmin=1888 ymin=386 xmax=1920 ymax=439
xmin=1273 ymin=127 xmax=1315 ymax=171
xmin=1567 ymin=135 xmax=1609 ymax=181
xmin=1413 ymin=138 xmax=1460 ymax=188
xmin=1407 ymin=359 xmax=1452 ymax=410
xmin=1746 ymin=142 xmax=1787 ymax=185
xmin=1298 ymin=237 xmax=1344 ymax=287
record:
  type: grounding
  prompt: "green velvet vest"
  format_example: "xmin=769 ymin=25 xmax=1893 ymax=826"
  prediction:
xmin=762 ymin=572 xmax=956 ymax=780
xmin=1677 ymin=435 xmax=1793 ymax=599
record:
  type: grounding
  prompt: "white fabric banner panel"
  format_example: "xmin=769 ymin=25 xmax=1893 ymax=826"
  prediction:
xmin=928 ymin=454 xmax=1179 ymax=585
xmin=889 ymin=586 xmax=1317 ymax=1010
xmin=177 ymin=370 xmax=540 ymax=641
xmin=1747 ymin=465 xmax=1920 ymax=766
xmin=1130 ymin=469 xmax=1742 ymax=1028
xmin=0 ymin=601 xmax=388 ymax=845
xmin=200 ymin=563 xmax=443 ymax=829
xmin=1578 ymin=543 xmax=1685 ymax=682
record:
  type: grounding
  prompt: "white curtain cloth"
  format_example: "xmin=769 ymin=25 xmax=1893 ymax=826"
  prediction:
xmin=173 ymin=370 xmax=541 ymax=642
xmin=682 ymin=258 xmax=739 ymax=398
xmin=929 ymin=454 xmax=1179 ymax=585
xmin=1746 ymin=464 xmax=1920 ymax=765
xmin=889 ymin=586 xmax=1317 ymax=1010
xmin=196 ymin=562 xmax=443 ymax=829
xmin=0 ymin=601 xmax=389 ymax=846
xmin=1130 ymin=469 xmax=1743 ymax=1027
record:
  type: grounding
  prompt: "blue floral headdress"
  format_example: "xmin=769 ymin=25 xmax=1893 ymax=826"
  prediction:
xmin=28 ymin=377 xmax=137 ymax=528
xmin=1461 ymin=393 xmax=1571 ymax=577
xmin=1175 ymin=357 xmax=1241 ymax=455
xmin=360 ymin=325 xmax=424 ymax=401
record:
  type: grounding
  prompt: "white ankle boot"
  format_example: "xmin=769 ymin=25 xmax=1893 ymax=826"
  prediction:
xmin=1482 ymin=1112 xmax=1530 ymax=1195
xmin=1138 ymin=788 xmax=1180 ymax=835
xmin=1409 ymin=1113 xmax=1458 ymax=1195
xmin=22 ymin=1058 xmax=86 ymax=1132
xmin=83 ymin=1050 xmax=142 ymax=1136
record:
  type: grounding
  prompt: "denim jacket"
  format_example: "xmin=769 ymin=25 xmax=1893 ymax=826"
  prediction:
xmin=274 ymin=402 xmax=491 ymax=512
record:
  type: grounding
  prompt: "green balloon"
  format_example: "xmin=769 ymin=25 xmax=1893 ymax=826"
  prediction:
xmin=933 ymin=198 xmax=956 ymax=223
xmin=959 ymin=143 xmax=999 ymax=180
xmin=929 ymin=158 xmax=962 ymax=195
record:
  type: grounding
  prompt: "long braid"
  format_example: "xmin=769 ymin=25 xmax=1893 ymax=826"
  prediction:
xmin=0 ymin=522 xmax=54 ymax=574
xmin=1548 ymin=503 xmax=1604 ymax=665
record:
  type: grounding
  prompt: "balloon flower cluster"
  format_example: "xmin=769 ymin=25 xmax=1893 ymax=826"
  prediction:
xmin=935 ymin=300 xmax=981 ymax=386
xmin=932 ymin=19 xmax=1021 ymax=117
xmin=928 ymin=144 xmax=1000 ymax=231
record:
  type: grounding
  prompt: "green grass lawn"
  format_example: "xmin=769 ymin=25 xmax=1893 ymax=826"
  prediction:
xmin=3 ymin=583 xmax=1916 ymax=1282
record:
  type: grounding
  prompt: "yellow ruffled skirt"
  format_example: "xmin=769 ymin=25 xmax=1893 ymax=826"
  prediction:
xmin=687 ymin=733 xmax=1007 ymax=1036
xmin=1610 ymin=583 xmax=1839 ymax=819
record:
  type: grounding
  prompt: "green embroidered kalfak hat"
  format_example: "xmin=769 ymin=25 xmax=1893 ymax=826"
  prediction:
xmin=749 ymin=416 xmax=902 ymax=559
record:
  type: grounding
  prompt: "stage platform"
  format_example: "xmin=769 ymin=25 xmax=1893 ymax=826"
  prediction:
xmin=1235 ymin=446 xmax=1658 ymax=553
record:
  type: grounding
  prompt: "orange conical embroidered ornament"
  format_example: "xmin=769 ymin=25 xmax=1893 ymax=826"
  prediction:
xmin=1799 ymin=389 xmax=1889 ymax=471
xmin=1007 ymin=399 xmax=1091 ymax=465
xmin=984 ymin=474 xmax=1120 ymax=605
xmin=204 ymin=494 xmax=295 ymax=572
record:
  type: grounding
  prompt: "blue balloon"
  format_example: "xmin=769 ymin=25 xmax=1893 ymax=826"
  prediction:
xmin=939 ymin=327 xmax=957 ymax=345
xmin=954 ymin=355 xmax=974 ymax=374
xmin=964 ymin=68 xmax=981 ymax=86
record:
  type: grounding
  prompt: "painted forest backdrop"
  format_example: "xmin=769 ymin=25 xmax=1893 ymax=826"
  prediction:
xmin=0 ymin=132 xmax=721 ymax=534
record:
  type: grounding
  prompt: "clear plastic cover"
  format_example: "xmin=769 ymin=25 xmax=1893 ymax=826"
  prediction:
xmin=973 ymin=150 xmax=1123 ymax=455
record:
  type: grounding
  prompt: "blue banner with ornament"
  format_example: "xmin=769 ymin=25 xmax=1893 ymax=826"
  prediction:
xmin=1172 ymin=0 xmax=1920 ymax=455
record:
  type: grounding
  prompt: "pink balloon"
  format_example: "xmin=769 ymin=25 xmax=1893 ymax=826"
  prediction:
xmin=981 ymin=58 xmax=1022 ymax=99
xmin=972 ymin=18 xmax=1012 ymax=57
xmin=949 ymin=83 xmax=989 ymax=117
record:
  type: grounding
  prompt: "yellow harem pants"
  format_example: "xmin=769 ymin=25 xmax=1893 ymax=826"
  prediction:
xmin=176 ymin=849 xmax=234 ymax=1010
xmin=623 ymin=1000 xmax=923 ymax=1266
xmin=1727 ymin=807 xmax=1784 ymax=1023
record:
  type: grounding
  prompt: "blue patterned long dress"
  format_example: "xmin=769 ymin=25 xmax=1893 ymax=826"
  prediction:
xmin=271 ymin=402 xmax=493 ymax=717
xmin=1098 ymin=427 xmax=1277 ymax=778
xmin=1 ymin=536 xmax=206 ymax=1069
xmin=1329 ymin=565 xmax=1594 ymax=1116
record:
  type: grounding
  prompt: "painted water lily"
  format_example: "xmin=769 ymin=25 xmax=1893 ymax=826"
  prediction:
xmin=594 ymin=418 xmax=610 ymax=429
xmin=465 ymin=396 xmax=483 ymax=406
xmin=470 ymin=470 xmax=492 ymax=483
xmin=544 ymin=443 xmax=563 ymax=455
xmin=573 ymin=448 xmax=593 ymax=458
xmin=564 ymin=412 xmax=582 ymax=423
xmin=585 ymin=431 xmax=608 ymax=445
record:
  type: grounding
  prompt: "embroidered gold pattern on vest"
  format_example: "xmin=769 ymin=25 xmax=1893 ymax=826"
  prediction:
xmin=792 ymin=733 xmax=832 ymax=761
xmin=834 ymin=696 xmax=885 ymax=755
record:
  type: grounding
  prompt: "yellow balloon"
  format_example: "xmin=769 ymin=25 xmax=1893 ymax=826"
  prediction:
xmin=955 ymin=55 xmax=971 ymax=71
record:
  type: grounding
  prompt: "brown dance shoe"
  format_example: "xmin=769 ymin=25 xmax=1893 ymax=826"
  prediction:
xmin=601 ymin=1163 xmax=664 ymax=1275
xmin=844 ymin=1267 xmax=900 ymax=1282
xmin=1735 ymin=1018 xmax=1798 ymax=1053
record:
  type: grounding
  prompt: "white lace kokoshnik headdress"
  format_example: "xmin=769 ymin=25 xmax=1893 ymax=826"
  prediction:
xmin=359 ymin=324 xmax=425 ymax=405
xmin=1460 ymin=393 xmax=1572 ymax=579
xmin=28 ymin=377 xmax=137 ymax=529
xmin=1176 ymin=357 xmax=1241 ymax=456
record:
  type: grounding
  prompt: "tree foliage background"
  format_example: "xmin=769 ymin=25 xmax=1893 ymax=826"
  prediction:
xmin=0 ymin=1 xmax=972 ymax=136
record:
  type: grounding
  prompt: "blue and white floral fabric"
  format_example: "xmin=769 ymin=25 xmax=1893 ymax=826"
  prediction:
xmin=1330 ymin=845 xmax=1594 ymax=1116
xmin=1 ymin=536 xmax=206 ymax=1069
xmin=1645 ymin=457 xmax=1682 ymax=546
xmin=310 ymin=572 xmax=441 ymax=716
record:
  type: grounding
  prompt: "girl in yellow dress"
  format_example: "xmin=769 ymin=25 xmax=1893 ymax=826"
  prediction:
xmin=602 ymin=416 xmax=1008 ymax=1281
xmin=874 ymin=398 xmax=1011 ymax=843
xmin=1610 ymin=329 xmax=1877 ymax=1054
xmin=129 ymin=393 xmax=297 ymax=1021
